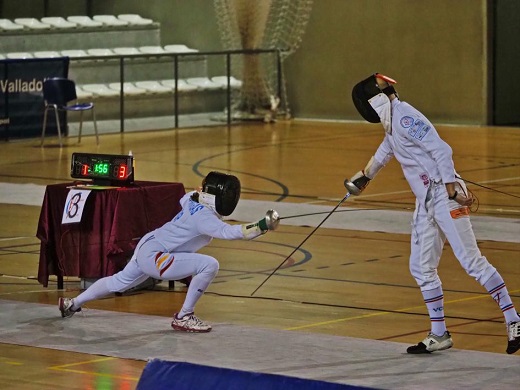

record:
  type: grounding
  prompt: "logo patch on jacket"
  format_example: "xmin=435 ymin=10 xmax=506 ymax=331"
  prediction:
xmin=408 ymin=119 xmax=431 ymax=140
xmin=400 ymin=116 xmax=414 ymax=128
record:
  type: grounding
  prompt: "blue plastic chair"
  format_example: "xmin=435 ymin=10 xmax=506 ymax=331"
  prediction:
xmin=41 ymin=77 xmax=99 ymax=147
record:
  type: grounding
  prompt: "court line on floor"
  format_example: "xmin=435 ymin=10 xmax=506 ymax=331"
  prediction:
xmin=283 ymin=289 xmax=520 ymax=331
xmin=0 ymin=236 xmax=34 ymax=242
xmin=49 ymin=356 xmax=140 ymax=381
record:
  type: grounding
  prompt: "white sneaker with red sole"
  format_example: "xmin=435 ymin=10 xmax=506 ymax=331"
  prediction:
xmin=171 ymin=312 xmax=211 ymax=333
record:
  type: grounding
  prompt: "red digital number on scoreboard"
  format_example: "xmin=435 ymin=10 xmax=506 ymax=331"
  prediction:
xmin=81 ymin=164 xmax=89 ymax=176
xmin=118 ymin=164 xmax=127 ymax=179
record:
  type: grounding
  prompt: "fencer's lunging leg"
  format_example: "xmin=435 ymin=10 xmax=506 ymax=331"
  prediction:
xmin=177 ymin=255 xmax=219 ymax=318
xmin=72 ymin=257 xmax=149 ymax=309
xmin=72 ymin=278 xmax=111 ymax=310
xmin=150 ymin=252 xmax=220 ymax=318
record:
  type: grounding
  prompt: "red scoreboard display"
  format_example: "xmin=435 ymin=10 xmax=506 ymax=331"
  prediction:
xmin=70 ymin=152 xmax=134 ymax=186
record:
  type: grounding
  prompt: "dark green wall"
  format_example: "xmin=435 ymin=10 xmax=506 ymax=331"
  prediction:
xmin=493 ymin=0 xmax=520 ymax=125
xmin=285 ymin=0 xmax=490 ymax=124
xmin=2 ymin=0 xmax=518 ymax=126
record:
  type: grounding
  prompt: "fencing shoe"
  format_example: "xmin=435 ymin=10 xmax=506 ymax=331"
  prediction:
xmin=171 ymin=312 xmax=212 ymax=333
xmin=506 ymin=319 xmax=520 ymax=354
xmin=407 ymin=331 xmax=453 ymax=354
xmin=58 ymin=297 xmax=81 ymax=318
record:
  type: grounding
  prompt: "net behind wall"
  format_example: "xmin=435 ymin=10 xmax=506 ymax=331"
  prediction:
xmin=214 ymin=0 xmax=313 ymax=122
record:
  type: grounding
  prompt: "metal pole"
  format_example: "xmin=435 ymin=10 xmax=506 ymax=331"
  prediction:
xmin=226 ymin=53 xmax=231 ymax=126
xmin=277 ymin=50 xmax=282 ymax=100
xmin=174 ymin=55 xmax=179 ymax=129
xmin=119 ymin=57 xmax=125 ymax=133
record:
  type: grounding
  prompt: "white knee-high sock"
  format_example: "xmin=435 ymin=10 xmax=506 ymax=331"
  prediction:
xmin=422 ymin=286 xmax=447 ymax=336
xmin=483 ymin=272 xmax=520 ymax=324
xmin=178 ymin=262 xmax=218 ymax=318
xmin=72 ymin=277 xmax=111 ymax=310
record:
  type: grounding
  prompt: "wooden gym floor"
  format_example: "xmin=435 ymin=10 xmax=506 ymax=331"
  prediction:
xmin=0 ymin=120 xmax=519 ymax=389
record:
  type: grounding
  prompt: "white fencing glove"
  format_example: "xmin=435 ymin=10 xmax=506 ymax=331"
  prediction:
xmin=242 ymin=209 xmax=280 ymax=239
xmin=344 ymin=156 xmax=384 ymax=196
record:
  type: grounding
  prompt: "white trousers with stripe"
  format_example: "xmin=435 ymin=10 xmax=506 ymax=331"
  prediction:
xmin=409 ymin=182 xmax=496 ymax=291
xmin=74 ymin=232 xmax=219 ymax=314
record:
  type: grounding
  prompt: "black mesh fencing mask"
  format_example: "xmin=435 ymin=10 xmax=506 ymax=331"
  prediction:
xmin=202 ymin=171 xmax=241 ymax=216
xmin=352 ymin=73 xmax=397 ymax=123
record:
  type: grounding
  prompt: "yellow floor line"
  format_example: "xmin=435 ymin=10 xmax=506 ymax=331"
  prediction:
xmin=49 ymin=357 xmax=139 ymax=381
xmin=285 ymin=289 xmax=519 ymax=331
xmin=49 ymin=367 xmax=139 ymax=381
xmin=0 ymin=359 xmax=23 ymax=365
xmin=49 ymin=356 xmax=115 ymax=369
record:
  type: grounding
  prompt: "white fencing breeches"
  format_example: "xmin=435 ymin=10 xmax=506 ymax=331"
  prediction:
xmin=107 ymin=232 xmax=219 ymax=291
xmin=409 ymin=183 xmax=496 ymax=291
xmin=75 ymin=232 xmax=219 ymax=308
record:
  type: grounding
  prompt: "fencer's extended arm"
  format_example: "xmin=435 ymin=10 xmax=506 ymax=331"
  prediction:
xmin=344 ymin=156 xmax=385 ymax=195
xmin=242 ymin=209 xmax=280 ymax=239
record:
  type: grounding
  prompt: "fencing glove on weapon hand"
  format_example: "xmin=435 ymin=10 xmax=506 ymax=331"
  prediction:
xmin=344 ymin=156 xmax=384 ymax=196
xmin=242 ymin=209 xmax=280 ymax=239
xmin=344 ymin=171 xmax=371 ymax=195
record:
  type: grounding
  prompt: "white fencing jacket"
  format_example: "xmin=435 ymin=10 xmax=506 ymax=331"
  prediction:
xmin=373 ymin=98 xmax=456 ymax=203
xmin=152 ymin=191 xmax=244 ymax=253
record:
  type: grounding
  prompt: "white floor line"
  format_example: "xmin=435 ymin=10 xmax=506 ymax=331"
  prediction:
xmin=2 ymin=182 xmax=519 ymax=243
xmin=0 ymin=236 xmax=35 ymax=242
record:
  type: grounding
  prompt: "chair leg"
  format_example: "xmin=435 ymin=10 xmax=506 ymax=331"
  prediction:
xmin=41 ymin=107 xmax=49 ymax=147
xmin=78 ymin=111 xmax=84 ymax=144
xmin=92 ymin=108 xmax=99 ymax=145
xmin=53 ymin=107 xmax=63 ymax=148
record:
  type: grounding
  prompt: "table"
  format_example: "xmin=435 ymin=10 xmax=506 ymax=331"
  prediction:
xmin=37 ymin=181 xmax=185 ymax=288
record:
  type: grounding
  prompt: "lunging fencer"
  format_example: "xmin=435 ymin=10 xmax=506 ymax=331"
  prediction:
xmin=345 ymin=73 xmax=520 ymax=354
xmin=58 ymin=171 xmax=280 ymax=332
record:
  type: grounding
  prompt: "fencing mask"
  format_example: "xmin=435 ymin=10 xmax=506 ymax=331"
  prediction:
xmin=352 ymin=73 xmax=397 ymax=123
xmin=200 ymin=171 xmax=241 ymax=216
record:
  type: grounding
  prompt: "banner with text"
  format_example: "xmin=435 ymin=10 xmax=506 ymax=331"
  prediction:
xmin=0 ymin=57 xmax=69 ymax=140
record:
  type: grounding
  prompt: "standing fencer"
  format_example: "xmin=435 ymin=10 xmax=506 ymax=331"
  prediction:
xmin=345 ymin=73 xmax=520 ymax=354
xmin=59 ymin=171 xmax=280 ymax=332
